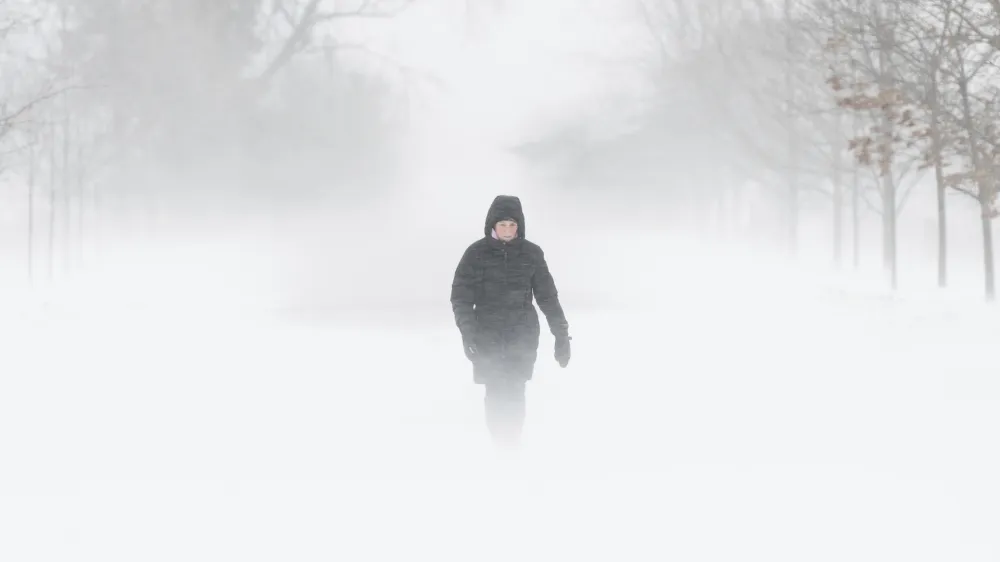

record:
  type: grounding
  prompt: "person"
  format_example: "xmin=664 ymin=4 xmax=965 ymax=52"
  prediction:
xmin=450 ymin=195 xmax=571 ymax=447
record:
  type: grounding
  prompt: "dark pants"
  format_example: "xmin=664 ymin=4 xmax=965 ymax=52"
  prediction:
xmin=483 ymin=378 xmax=527 ymax=447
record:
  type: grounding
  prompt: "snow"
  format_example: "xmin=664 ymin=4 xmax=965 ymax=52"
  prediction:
xmin=1 ymin=232 xmax=998 ymax=562
xmin=3 ymin=1 xmax=997 ymax=559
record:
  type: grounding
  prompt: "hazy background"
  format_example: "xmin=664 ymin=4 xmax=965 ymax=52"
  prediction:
xmin=0 ymin=0 xmax=996 ymax=310
xmin=1 ymin=1 xmax=999 ymax=560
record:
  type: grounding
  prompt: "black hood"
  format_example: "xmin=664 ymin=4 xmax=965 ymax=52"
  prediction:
xmin=484 ymin=195 xmax=525 ymax=238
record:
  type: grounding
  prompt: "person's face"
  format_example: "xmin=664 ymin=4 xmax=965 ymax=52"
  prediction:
xmin=495 ymin=220 xmax=518 ymax=241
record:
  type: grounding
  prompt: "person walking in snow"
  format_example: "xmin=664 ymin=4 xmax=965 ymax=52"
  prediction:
xmin=450 ymin=195 xmax=571 ymax=447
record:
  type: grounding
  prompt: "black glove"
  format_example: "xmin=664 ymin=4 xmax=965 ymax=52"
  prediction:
xmin=554 ymin=335 xmax=571 ymax=368
xmin=462 ymin=334 xmax=477 ymax=362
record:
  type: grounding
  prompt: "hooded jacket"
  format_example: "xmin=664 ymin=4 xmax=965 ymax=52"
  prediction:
xmin=451 ymin=195 xmax=569 ymax=383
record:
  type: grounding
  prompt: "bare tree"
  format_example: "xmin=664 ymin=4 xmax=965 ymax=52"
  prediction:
xmin=935 ymin=1 xmax=1000 ymax=299
xmin=634 ymin=1 xmax=796 ymax=240
xmin=256 ymin=0 xmax=416 ymax=83
xmin=26 ymin=138 xmax=36 ymax=283
xmin=890 ymin=0 xmax=957 ymax=287
xmin=783 ymin=0 xmax=801 ymax=257
xmin=43 ymin=0 xmax=417 ymax=229
xmin=1 ymin=0 xmax=72 ymax=283
xmin=701 ymin=1 xmax=868 ymax=260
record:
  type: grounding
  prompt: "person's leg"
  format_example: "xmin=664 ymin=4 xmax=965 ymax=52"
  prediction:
xmin=483 ymin=378 xmax=527 ymax=447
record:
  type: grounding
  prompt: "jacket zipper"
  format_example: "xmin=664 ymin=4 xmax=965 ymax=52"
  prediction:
xmin=502 ymin=245 xmax=508 ymax=359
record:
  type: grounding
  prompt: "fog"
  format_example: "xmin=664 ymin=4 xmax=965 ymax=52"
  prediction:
xmin=1 ymin=1 xmax=999 ymax=560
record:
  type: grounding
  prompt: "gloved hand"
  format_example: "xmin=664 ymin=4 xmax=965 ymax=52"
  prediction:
xmin=462 ymin=335 xmax=478 ymax=362
xmin=554 ymin=335 xmax=571 ymax=368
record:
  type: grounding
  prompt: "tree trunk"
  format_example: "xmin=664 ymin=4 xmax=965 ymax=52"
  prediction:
xmin=877 ymin=132 xmax=897 ymax=289
xmin=62 ymin=105 xmax=71 ymax=277
xmin=849 ymin=35 xmax=862 ymax=271
xmin=830 ymin=9 xmax=844 ymax=270
xmin=928 ymin=76 xmax=947 ymax=288
xmin=832 ymin=117 xmax=844 ymax=267
xmin=980 ymin=205 xmax=995 ymax=300
xmin=852 ymin=165 xmax=860 ymax=269
xmin=958 ymin=77 xmax=992 ymax=299
xmin=787 ymin=169 xmax=798 ymax=258
xmin=878 ymin=100 xmax=897 ymax=289
xmin=27 ymin=144 xmax=35 ymax=285
xmin=882 ymin=180 xmax=897 ymax=290
xmin=934 ymin=158 xmax=947 ymax=288
xmin=48 ymin=123 xmax=57 ymax=283
xmin=77 ymin=129 xmax=85 ymax=270
xmin=833 ymin=168 xmax=843 ymax=268
xmin=876 ymin=1 xmax=897 ymax=290
xmin=784 ymin=0 xmax=798 ymax=259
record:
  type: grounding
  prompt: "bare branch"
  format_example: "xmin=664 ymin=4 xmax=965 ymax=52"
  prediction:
xmin=315 ymin=0 xmax=413 ymax=20
xmin=256 ymin=0 xmax=415 ymax=84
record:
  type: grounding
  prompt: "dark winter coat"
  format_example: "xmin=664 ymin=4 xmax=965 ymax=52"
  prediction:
xmin=450 ymin=196 xmax=570 ymax=384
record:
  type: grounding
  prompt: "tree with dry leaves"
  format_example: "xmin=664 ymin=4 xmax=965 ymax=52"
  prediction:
xmin=619 ymin=0 xmax=1000 ymax=296
xmin=816 ymin=0 xmax=1000 ymax=298
xmin=819 ymin=0 xmax=934 ymax=290
xmin=884 ymin=0 xmax=960 ymax=288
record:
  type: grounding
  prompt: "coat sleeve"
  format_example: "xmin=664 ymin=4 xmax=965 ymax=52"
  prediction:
xmin=450 ymin=245 xmax=480 ymax=339
xmin=532 ymin=248 xmax=570 ymax=339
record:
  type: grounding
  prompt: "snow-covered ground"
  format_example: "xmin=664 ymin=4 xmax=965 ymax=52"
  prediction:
xmin=0 ymin=231 xmax=997 ymax=562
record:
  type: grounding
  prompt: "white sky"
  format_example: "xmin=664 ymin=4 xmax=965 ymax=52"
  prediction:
xmin=327 ymin=0 xmax=649 ymax=212
xmin=348 ymin=0 xmax=644 ymax=142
